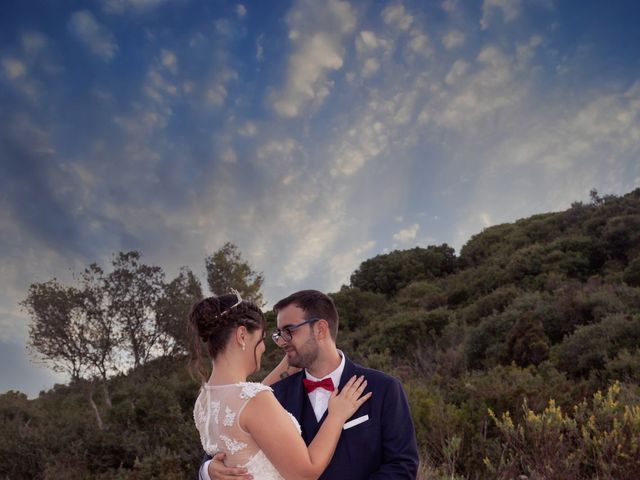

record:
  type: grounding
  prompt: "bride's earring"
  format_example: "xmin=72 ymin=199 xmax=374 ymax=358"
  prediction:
xmin=242 ymin=344 xmax=246 ymax=351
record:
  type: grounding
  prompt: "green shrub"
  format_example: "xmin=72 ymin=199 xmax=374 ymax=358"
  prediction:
xmin=486 ymin=382 xmax=640 ymax=480
xmin=623 ymin=257 xmax=640 ymax=286
xmin=552 ymin=314 xmax=640 ymax=378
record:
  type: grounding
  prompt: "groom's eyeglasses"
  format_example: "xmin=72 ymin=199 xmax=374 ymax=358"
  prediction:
xmin=271 ymin=317 xmax=321 ymax=344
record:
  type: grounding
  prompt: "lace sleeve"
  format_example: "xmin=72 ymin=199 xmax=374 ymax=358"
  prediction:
xmin=240 ymin=382 xmax=273 ymax=399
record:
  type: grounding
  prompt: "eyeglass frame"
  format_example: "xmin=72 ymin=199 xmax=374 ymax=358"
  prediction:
xmin=271 ymin=317 xmax=321 ymax=344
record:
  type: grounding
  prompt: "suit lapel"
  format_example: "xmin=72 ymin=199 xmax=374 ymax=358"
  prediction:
xmin=282 ymin=371 xmax=305 ymax=423
xmin=315 ymin=354 xmax=360 ymax=428
xmin=337 ymin=354 xmax=358 ymax=390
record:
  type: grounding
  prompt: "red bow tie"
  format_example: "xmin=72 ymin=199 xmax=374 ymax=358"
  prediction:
xmin=303 ymin=378 xmax=335 ymax=393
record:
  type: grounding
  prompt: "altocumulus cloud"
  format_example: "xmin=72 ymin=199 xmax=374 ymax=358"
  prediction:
xmin=68 ymin=10 xmax=117 ymax=60
xmin=1 ymin=0 xmax=640 ymax=397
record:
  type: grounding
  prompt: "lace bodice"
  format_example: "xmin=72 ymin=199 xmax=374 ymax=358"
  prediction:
xmin=193 ymin=382 xmax=301 ymax=480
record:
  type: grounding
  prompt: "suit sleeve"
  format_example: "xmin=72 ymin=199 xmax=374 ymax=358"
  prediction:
xmin=368 ymin=378 xmax=419 ymax=479
xmin=197 ymin=453 xmax=212 ymax=480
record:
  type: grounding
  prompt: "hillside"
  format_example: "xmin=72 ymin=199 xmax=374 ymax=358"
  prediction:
xmin=2 ymin=188 xmax=640 ymax=479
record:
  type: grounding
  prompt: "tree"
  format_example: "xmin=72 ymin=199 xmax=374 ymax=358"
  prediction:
xmin=77 ymin=263 xmax=118 ymax=407
xmin=205 ymin=242 xmax=264 ymax=305
xmin=105 ymin=251 xmax=166 ymax=370
xmin=22 ymin=278 xmax=110 ymax=427
xmin=156 ymin=266 xmax=203 ymax=354
xmin=22 ymin=280 xmax=86 ymax=381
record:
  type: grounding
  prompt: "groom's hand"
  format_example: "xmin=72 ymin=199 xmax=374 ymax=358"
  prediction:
xmin=208 ymin=452 xmax=253 ymax=480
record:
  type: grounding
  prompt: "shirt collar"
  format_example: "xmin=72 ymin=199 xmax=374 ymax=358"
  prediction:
xmin=305 ymin=349 xmax=345 ymax=388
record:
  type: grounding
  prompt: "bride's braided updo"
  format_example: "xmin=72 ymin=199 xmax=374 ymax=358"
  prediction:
xmin=188 ymin=293 xmax=265 ymax=381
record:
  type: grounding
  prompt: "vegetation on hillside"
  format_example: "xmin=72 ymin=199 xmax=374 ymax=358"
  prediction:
xmin=2 ymin=188 xmax=640 ymax=479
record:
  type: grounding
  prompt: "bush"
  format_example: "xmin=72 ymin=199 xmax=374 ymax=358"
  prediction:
xmin=465 ymin=314 xmax=511 ymax=369
xmin=461 ymin=286 xmax=520 ymax=325
xmin=368 ymin=309 xmax=451 ymax=357
xmin=395 ymin=281 xmax=445 ymax=309
xmin=350 ymin=245 xmax=456 ymax=295
xmin=552 ymin=314 xmax=640 ymax=378
xmin=486 ymin=382 xmax=640 ymax=480
xmin=504 ymin=315 xmax=550 ymax=367
xmin=623 ymin=257 xmax=640 ymax=286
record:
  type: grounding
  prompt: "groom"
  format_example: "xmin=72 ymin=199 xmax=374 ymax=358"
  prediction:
xmin=202 ymin=289 xmax=419 ymax=479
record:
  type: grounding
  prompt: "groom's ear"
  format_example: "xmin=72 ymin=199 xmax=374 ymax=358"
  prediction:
xmin=315 ymin=319 xmax=331 ymax=340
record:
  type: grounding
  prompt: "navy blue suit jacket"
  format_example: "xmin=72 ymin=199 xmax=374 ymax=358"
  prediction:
xmin=272 ymin=355 xmax=419 ymax=479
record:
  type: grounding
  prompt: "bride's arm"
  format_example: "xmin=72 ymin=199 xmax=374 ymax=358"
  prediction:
xmin=261 ymin=354 xmax=301 ymax=386
xmin=241 ymin=377 xmax=370 ymax=480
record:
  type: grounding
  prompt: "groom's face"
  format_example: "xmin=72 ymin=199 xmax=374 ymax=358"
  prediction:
xmin=276 ymin=304 xmax=319 ymax=369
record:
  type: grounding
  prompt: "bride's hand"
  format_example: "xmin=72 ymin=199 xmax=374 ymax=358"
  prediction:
xmin=277 ymin=353 xmax=302 ymax=377
xmin=261 ymin=354 xmax=302 ymax=386
xmin=327 ymin=375 xmax=371 ymax=423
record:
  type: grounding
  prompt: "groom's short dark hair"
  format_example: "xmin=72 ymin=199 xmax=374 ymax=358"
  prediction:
xmin=273 ymin=290 xmax=339 ymax=341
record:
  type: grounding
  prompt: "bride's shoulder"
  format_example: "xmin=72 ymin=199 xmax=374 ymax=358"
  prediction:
xmin=239 ymin=381 xmax=273 ymax=399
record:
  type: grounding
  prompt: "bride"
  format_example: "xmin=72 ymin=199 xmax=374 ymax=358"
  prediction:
xmin=189 ymin=292 xmax=371 ymax=480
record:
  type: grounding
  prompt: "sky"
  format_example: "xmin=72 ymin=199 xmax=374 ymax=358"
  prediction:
xmin=1 ymin=0 xmax=639 ymax=398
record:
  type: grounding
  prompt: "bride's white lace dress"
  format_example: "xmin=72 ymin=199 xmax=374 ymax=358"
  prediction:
xmin=194 ymin=382 xmax=301 ymax=480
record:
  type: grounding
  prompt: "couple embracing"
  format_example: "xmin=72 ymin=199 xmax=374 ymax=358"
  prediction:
xmin=190 ymin=289 xmax=419 ymax=480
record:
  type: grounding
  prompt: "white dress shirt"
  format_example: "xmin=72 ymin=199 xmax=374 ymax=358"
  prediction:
xmin=305 ymin=350 xmax=345 ymax=422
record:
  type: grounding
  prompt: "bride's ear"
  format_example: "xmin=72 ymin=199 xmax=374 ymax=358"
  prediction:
xmin=235 ymin=325 xmax=248 ymax=348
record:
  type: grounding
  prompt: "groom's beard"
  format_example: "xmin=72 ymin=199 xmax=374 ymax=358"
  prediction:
xmin=285 ymin=336 xmax=319 ymax=369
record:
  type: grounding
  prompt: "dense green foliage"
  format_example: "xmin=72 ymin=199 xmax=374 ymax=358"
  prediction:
xmin=3 ymin=188 xmax=640 ymax=479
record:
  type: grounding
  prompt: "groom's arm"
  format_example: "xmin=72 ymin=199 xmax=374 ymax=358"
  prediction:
xmin=198 ymin=453 xmax=211 ymax=480
xmin=368 ymin=378 xmax=419 ymax=479
xmin=198 ymin=452 xmax=252 ymax=480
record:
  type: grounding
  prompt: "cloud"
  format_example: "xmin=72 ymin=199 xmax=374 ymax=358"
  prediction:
xmin=361 ymin=58 xmax=380 ymax=77
xmin=238 ymin=121 xmax=258 ymax=137
xmin=481 ymin=0 xmax=522 ymax=29
xmin=382 ymin=4 xmax=414 ymax=31
xmin=442 ymin=29 xmax=465 ymax=49
xmin=516 ymin=35 xmax=543 ymax=65
xmin=102 ymin=0 xmax=172 ymax=14
xmin=441 ymin=0 xmax=458 ymax=13
xmin=330 ymin=113 xmax=388 ymax=176
xmin=257 ymin=138 xmax=299 ymax=161
xmin=236 ymin=4 xmax=247 ymax=18
xmin=380 ymin=5 xmax=432 ymax=63
xmin=407 ymin=30 xmax=431 ymax=58
xmin=272 ymin=0 xmax=356 ymax=118
xmin=445 ymin=59 xmax=469 ymax=85
xmin=393 ymin=223 xmax=420 ymax=242
xmin=357 ymin=31 xmax=380 ymax=51
xmin=206 ymin=84 xmax=228 ymax=106
xmin=355 ymin=30 xmax=393 ymax=78
xmin=21 ymin=32 xmax=47 ymax=55
xmin=68 ymin=10 xmax=117 ymax=60
xmin=161 ymin=49 xmax=178 ymax=73
xmin=505 ymin=81 xmax=640 ymax=171
xmin=256 ymin=34 xmax=264 ymax=61
xmin=142 ymin=66 xmax=178 ymax=118
xmin=221 ymin=147 xmax=237 ymax=163
xmin=330 ymin=72 xmax=430 ymax=176
xmin=2 ymin=58 xmax=26 ymax=79
xmin=435 ymin=45 xmax=526 ymax=130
